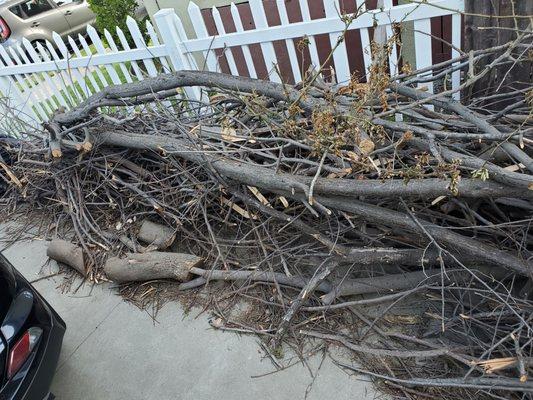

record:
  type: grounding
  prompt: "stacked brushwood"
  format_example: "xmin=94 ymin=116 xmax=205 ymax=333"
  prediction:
xmin=0 ymin=34 xmax=532 ymax=399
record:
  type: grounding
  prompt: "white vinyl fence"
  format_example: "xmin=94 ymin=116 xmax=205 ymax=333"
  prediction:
xmin=0 ymin=0 xmax=464 ymax=135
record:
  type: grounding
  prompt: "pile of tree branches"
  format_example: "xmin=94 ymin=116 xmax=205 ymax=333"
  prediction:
xmin=0 ymin=33 xmax=532 ymax=399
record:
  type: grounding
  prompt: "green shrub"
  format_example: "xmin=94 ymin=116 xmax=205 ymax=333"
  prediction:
xmin=88 ymin=0 xmax=139 ymax=42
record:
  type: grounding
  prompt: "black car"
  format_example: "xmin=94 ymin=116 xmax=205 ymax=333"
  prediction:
xmin=0 ymin=253 xmax=65 ymax=400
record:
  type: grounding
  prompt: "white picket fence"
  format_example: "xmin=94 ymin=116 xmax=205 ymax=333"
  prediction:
xmin=0 ymin=0 xmax=464 ymax=135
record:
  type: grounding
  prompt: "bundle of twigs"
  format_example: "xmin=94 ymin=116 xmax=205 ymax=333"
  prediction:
xmin=0 ymin=34 xmax=532 ymax=399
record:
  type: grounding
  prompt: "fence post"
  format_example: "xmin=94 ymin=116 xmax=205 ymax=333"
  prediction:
xmin=154 ymin=9 xmax=202 ymax=104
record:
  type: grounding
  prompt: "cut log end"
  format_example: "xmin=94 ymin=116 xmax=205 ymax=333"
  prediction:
xmin=81 ymin=141 xmax=93 ymax=152
xmin=51 ymin=148 xmax=62 ymax=158
xmin=46 ymin=239 xmax=85 ymax=276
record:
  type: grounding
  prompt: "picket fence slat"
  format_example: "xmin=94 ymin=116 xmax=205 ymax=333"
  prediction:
xmin=383 ymin=0 xmax=399 ymax=78
xmin=184 ymin=0 xmax=463 ymax=53
xmin=104 ymin=29 xmax=134 ymax=84
xmin=355 ymin=0 xmax=373 ymax=80
xmin=115 ymin=27 xmax=144 ymax=83
xmin=298 ymin=0 xmax=321 ymax=73
xmin=153 ymin=10 xmax=202 ymax=103
xmin=9 ymin=46 xmax=52 ymax=117
xmin=451 ymin=13 xmax=462 ymax=100
xmin=14 ymin=44 xmax=55 ymax=115
xmin=0 ymin=53 xmax=44 ymax=123
xmin=22 ymin=39 xmax=66 ymax=109
xmin=53 ymin=32 xmax=93 ymax=100
xmin=212 ymin=6 xmax=239 ymax=76
xmin=68 ymin=36 xmax=100 ymax=94
xmin=127 ymin=15 xmax=175 ymax=110
xmin=276 ymin=0 xmax=301 ymax=83
xmin=8 ymin=47 xmax=50 ymax=119
xmin=78 ymin=34 xmax=109 ymax=91
xmin=47 ymin=39 xmax=84 ymax=105
xmin=146 ymin=20 xmax=171 ymax=74
xmin=0 ymin=47 xmax=44 ymax=121
xmin=126 ymin=17 xmax=159 ymax=80
xmin=230 ymin=3 xmax=257 ymax=79
xmin=249 ymin=0 xmax=281 ymax=83
xmin=36 ymin=41 xmax=73 ymax=108
xmin=413 ymin=18 xmax=433 ymax=95
xmin=88 ymin=25 xmax=123 ymax=89
xmin=324 ymin=0 xmax=350 ymax=84
xmin=187 ymin=2 xmax=219 ymax=72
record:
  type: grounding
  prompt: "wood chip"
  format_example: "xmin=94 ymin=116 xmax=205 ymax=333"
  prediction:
xmin=248 ymin=186 xmax=270 ymax=206
xmin=278 ymin=196 xmax=289 ymax=208
xmin=475 ymin=357 xmax=518 ymax=373
xmin=221 ymin=196 xmax=257 ymax=219
xmin=0 ymin=162 xmax=22 ymax=188
xmin=504 ymin=163 xmax=525 ymax=172
xmin=431 ymin=195 xmax=446 ymax=205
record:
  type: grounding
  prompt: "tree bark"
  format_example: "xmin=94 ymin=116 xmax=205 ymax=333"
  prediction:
xmin=104 ymin=252 xmax=203 ymax=282
xmin=47 ymin=239 xmax=85 ymax=276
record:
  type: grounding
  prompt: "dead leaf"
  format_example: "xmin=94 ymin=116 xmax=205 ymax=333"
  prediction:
xmin=345 ymin=151 xmax=359 ymax=163
xmin=358 ymin=138 xmax=375 ymax=155
xmin=210 ymin=317 xmax=224 ymax=328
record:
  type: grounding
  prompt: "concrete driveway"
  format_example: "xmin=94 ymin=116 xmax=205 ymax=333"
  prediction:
xmin=2 ymin=238 xmax=376 ymax=400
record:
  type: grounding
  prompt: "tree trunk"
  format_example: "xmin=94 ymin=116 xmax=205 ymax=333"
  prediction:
xmin=464 ymin=0 xmax=532 ymax=103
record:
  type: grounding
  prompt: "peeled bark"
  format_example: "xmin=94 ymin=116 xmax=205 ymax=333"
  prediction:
xmin=104 ymin=252 xmax=203 ymax=282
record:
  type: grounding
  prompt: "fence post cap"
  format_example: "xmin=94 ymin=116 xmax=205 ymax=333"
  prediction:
xmin=154 ymin=8 xmax=176 ymax=18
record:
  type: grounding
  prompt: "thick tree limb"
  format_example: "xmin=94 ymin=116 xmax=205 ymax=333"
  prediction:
xmin=95 ymin=130 xmax=532 ymax=199
xmin=312 ymin=195 xmax=532 ymax=277
xmin=52 ymin=71 xmax=327 ymax=126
